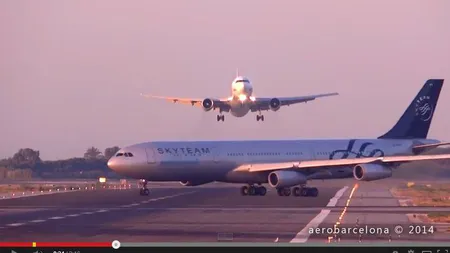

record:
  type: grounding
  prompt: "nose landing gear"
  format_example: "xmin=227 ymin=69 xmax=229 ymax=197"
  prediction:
xmin=139 ymin=179 xmax=150 ymax=196
xmin=256 ymin=115 xmax=265 ymax=121
xmin=217 ymin=114 xmax=225 ymax=122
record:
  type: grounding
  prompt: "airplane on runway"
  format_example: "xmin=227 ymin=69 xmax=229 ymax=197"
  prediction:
xmin=140 ymin=72 xmax=338 ymax=122
xmin=109 ymin=79 xmax=450 ymax=197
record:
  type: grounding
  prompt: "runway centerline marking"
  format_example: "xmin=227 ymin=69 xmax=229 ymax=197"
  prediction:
xmin=30 ymin=219 xmax=46 ymax=223
xmin=48 ymin=216 xmax=65 ymax=220
xmin=0 ymin=190 xmax=197 ymax=229
xmin=6 ymin=223 xmax=26 ymax=227
xmin=119 ymin=191 xmax=197 ymax=208
xmin=66 ymin=214 xmax=81 ymax=217
xmin=290 ymin=186 xmax=349 ymax=243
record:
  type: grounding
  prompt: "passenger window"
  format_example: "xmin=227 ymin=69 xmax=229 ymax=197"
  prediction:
xmin=124 ymin=153 xmax=129 ymax=157
xmin=128 ymin=153 xmax=134 ymax=157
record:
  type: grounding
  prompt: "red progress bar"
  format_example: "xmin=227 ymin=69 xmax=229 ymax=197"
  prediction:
xmin=36 ymin=242 xmax=111 ymax=247
xmin=0 ymin=242 xmax=33 ymax=247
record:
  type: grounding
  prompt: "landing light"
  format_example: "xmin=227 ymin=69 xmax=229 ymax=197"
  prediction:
xmin=239 ymin=94 xmax=247 ymax=101
xmin=249 ymin=96 xmax=255 ymax=101
xmin=99 ymin=177 xmax=106 ymax=183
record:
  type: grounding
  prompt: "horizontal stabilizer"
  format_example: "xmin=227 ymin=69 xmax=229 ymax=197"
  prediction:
xmin=412 ymin=142 xmax=450 ymax=154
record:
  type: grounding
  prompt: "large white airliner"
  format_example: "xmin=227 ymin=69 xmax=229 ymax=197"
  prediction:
xmin=140 ymin=72 xmax=338 ymax=122
xmin=109 ymin=79 xmax=449 ymax=197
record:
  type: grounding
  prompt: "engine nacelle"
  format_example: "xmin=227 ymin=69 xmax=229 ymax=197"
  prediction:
xmin=268 ymin=170 xmax=307 ymax=188
xmin=269 ymin=98 xmax=281 ymax=111
xmin=202 ymin=98 xmax=214 ymax=111
xmin=179 ymin=180 xmax=213 ymax=186
xmin=353 ymin=164 xmax=392 ymax=181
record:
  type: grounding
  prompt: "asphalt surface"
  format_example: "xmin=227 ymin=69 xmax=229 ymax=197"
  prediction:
xmin=0 ymin=179 xmax=448 ymax=244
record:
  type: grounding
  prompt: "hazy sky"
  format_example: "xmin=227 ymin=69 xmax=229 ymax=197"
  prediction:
xmin=1 ymin=0 xmax=450 ymax=160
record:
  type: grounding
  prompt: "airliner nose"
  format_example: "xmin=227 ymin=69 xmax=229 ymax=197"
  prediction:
xmin=107 ymin=158 xmax=117 ymax=170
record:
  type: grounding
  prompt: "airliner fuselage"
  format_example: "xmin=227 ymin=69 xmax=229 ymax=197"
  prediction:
xmin=107 ymin=138 xmax=439 ymax=183
xmin=227 ymin=76 xmax=254 ymax=117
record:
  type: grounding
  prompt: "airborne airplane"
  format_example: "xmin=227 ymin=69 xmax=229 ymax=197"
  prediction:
xmin=109 ymin=79 xmax=449 ymax=197
xmin=140 ymin=72 xmax=338 ymax=122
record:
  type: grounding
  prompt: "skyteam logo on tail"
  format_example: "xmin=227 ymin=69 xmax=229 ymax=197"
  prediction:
xmin=415 ymin=96 xmax=433 ymax=122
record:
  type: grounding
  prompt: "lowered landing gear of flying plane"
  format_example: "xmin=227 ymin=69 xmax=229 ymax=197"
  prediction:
xmin=256 ymin=115 xmax=265 ymax=121
xmin=217 ymin=115 xmax=225 ymax=122
xmin=139 ymin=179 xmax=150 ymax=196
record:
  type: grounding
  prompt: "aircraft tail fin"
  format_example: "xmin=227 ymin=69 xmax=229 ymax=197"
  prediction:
xmin=378 ymin=79 xmax=444 ymax=139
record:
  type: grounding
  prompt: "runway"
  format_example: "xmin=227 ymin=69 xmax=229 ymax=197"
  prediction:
xmin=0 ymin=179 xmax=448 ymax=244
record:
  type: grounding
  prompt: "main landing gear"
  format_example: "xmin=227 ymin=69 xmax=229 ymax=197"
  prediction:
xmin=277 ymin=186 xmax=319 ymax=197
xmin=240 ymin=185 xmax=267 ymax=196
xmin=139 ymin=179 xmax=150 ymax=196
xmin=256 ymin=115 xmax=265 ymax=121
xmin=217 ymin=114 xmax=225 ymax=122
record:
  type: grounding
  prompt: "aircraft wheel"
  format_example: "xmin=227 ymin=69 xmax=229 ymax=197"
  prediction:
xmin=301 ymin=188 xmax=309 ymax=197
xmin=283 ymin=188 xmax=291 ymax=196
xmin=240 ymin=186 xmax=249 ymax=196
xmin=139 ymin=188 xmax=149 ymax=196
xmin=261 ymin=115 xmax=265 ymax=121
xmin=258 ymin=186 xmax=267 ymax=196
xmin=309 ymin=187 xmax=319 ymax=197
xmin=293 ymin=187 xmax=301 ymax=197
xmin=248 ymin=186 xmax=256 ymax=196
xmin=277 ymin=188 xmax=284 ymax=196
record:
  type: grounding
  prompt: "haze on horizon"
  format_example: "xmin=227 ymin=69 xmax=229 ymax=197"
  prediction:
xmin=1 ymin=0 xmax=449 ymax=160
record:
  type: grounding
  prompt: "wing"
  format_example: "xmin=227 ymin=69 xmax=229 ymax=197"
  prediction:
xmin=237 ymin=153 xmax=450 ymax=172
xmin=140 ymin=94 xmax=231 ymax=112
xmin=250 ymin=92 xmax=339 ymax=112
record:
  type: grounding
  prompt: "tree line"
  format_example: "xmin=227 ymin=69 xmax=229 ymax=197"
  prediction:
xmin=0 ymin=146 xmax=121 ymax=179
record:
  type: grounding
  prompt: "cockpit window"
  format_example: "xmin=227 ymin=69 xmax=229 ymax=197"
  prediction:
xmin=235 ymin=79 xmax=249 ymax=83
xmin=116 ymin=152 xmax=133 ymax=157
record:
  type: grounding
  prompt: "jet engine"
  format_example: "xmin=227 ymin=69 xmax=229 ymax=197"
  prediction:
xmin=269 ymin=98 xmax=281 ymax=111
xmin=202 ymin=98 xmax=214 ymax=111
xmin=268 ymin=170 xmax=307 ymax=188
xmin=353 ymin=164 xmax=392 ymax=181
xmin=179 ymin=180 xmax=213 ymax=186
